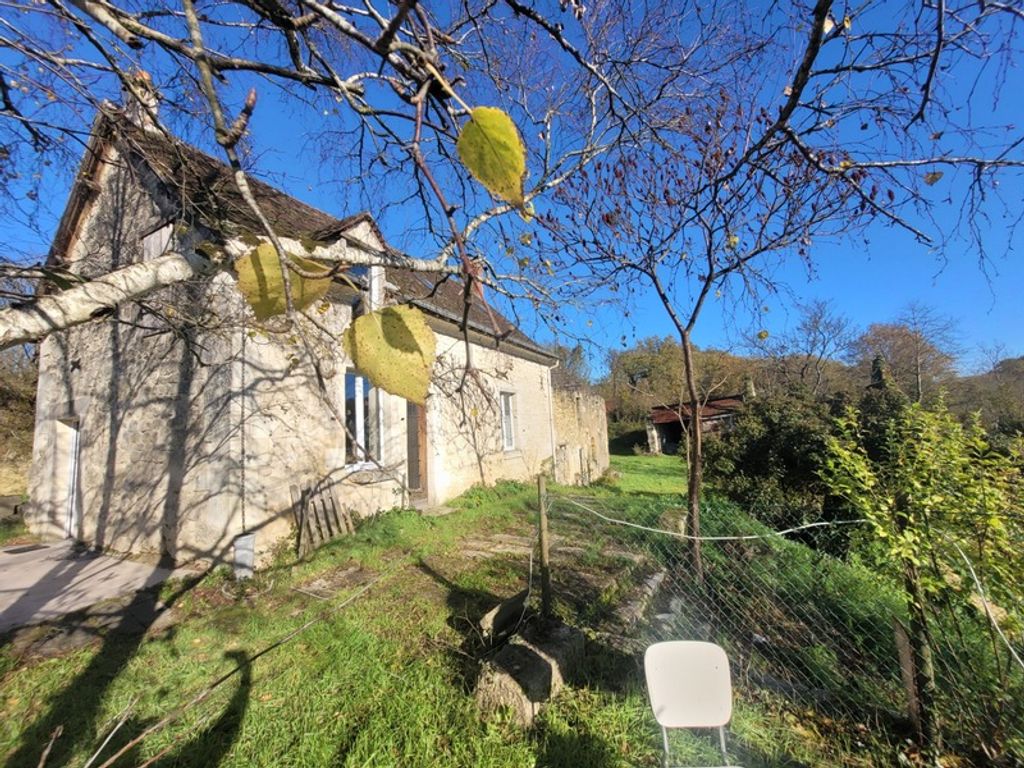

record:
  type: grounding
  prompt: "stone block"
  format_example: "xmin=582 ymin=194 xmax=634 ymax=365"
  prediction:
xmin=475 ymin=621 xmax=584 ymax=727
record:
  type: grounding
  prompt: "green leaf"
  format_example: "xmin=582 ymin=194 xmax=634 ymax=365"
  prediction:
xmin=235 ymin=243 xmax=332 ymax=320
xmin=457 ymin=107 xmax=527 ymax=209
xmin=342 ymin=305 xmax=437 ymax=405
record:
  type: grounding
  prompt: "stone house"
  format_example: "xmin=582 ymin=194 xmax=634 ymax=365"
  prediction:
xmin=26 ymin=109 xmax=608 ymax=566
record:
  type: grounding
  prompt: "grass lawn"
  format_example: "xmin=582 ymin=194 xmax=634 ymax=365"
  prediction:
xmin=0 ymin=517 xmax=31 ymax=547
xmin=1 ymin=480 xmax=661 ymax=768
xmin=0 ymin=456 xmax=925 ymax=767
xmin=607 ymin=454 xmax=686 ymax=496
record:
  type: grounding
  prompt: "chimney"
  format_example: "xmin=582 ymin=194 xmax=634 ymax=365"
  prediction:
xmin=123 ymin=70 xmax=160 ymax=132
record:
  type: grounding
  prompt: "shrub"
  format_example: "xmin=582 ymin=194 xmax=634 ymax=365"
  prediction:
xmin=704 ymin=392 xmax=852 ymax=555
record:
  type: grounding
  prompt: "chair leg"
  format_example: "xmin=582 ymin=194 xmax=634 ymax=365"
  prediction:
xmin=718 ymin=725 xmax=728 ymax=765
xmin=661 ymin=726 xmax=671 ymax=768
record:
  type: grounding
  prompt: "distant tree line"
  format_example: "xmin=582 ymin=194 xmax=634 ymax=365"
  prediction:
xmin=597 ymin=301 xmax=1024 ymax=440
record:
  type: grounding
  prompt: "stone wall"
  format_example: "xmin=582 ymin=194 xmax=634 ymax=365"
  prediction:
xmin=27 ymin=144 xmax=560 ymax=564
xmin=426 ymin=335 xmax=556 ymax=504
xmin=29 ymin=140 xmax=251 ymax=563
xmin=551 ymin=389 xmax=609 ymax=485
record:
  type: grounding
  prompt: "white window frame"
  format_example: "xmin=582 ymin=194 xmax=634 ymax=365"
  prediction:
xmin=344 ymin=369 xmax=381 ymax=467
xmin=500 ymin=391 xmax=517 ymax=452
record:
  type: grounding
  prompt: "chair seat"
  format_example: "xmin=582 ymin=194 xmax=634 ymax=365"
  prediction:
xmin=645 ymin=641 xmax=742 ymax=768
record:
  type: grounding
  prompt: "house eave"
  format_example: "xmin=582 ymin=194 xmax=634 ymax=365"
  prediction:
xmin=417 ymin=308 xmax=558 ymax=366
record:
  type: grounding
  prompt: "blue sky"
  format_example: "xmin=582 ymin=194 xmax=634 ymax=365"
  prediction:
xmin=3 ymin=2 xmax=1022 ymax=376
xmin=6 ymin=82 xmax=1022 ymax=376
xmin=574 ymin=198 xmax=1024 ymax=374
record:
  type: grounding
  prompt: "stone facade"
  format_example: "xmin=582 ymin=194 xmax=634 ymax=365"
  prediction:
xmin=28 ymin=121 xmax=610 ymax=566
xmin=551 ymin=389 xmax=610 ymax=485
xmin=427 ymin=335 xmax=558 ymax=504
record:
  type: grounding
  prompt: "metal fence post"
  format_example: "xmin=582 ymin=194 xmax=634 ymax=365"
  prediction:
xmin=538 ymin=474 xmax=552 ymax=619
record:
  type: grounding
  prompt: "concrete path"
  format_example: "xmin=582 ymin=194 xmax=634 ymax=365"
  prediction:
xmin=0 ymin=541 xmax=180 ymax=634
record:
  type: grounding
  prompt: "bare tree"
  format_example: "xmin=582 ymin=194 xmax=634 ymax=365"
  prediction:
xmin=2 ymin=1 xmax=1019 ymax=351
xmin=0 ymin=0 xmax=683 ymax=349
xmin=757 ymin=300 xmax=857 ymax=398
xmin=533 ymin=0 xmax=1023 ymax=588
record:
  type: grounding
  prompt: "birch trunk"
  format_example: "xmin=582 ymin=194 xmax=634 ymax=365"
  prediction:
xmin=0 ymin=252 xmax=214 ymax=350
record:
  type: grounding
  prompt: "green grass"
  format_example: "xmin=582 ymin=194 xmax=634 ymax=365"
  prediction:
xmin=606 ymin=454 xmax=687 ymax=496
xmin=0 ymin=458 xmax=983 ymax=767
xmin=0 ymin=516 xmax=31 ymax=546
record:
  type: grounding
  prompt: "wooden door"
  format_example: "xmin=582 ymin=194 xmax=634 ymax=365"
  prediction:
xmin=406 ymin=402 xmax=427 ymax=498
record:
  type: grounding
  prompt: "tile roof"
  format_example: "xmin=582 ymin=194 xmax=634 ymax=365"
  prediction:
xmin=52 ymin=110 xmax=551 ymax=360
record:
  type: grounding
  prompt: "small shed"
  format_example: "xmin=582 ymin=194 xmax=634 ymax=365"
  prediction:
xmin=646 ymin=395 xmax=745 ymax=455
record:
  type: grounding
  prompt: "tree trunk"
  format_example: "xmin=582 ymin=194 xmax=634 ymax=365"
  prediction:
xmin=902 ymin=558 xmax=941 ymax=764
xmin=679 ymin=329 xmax=704 ymax=584
xmin=914 ymin=354 xmax=923 ymax=403
xmin=0 ymin=251 xmax=213 ymax=351
xmin=895 ymin=499 xmax=941 ymax=764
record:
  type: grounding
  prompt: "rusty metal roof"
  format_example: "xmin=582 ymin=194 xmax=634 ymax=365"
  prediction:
xmin=650 ymin=396 xmax=745 ymax=424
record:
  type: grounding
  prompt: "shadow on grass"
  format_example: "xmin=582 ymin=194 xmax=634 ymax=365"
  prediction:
xmin=416 ymin=557 xmax=503 ymax=693
xmin=145 ymin=650 xmax=252 ymax=768
xmin=534 ymin=726 xmax=623 ymax=768
xmin=5 ymin=572 xmax=204 ymax=768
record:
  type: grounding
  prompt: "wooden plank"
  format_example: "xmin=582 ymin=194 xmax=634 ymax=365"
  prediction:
xmin=342 ymin=506 xmax=355 ymax=534
xmin=291 ymin=483 xmax=361 ymax=556
xmin=317 ymin=493 xmax=335 ymax=539
xmin=327 ymin=491 xmax=348 ymax=535
xmin=290 ymin=484 xmax=302 ymax=554
xmin=311 ymin=492 xmax=328 ymax=546
xmin=323 ymin=493 xmax=339 ymax=537
xmin=291 ymin=484 xmax=312 ymax=556
xmin=303 ymin=488 xmax=318 ymax=554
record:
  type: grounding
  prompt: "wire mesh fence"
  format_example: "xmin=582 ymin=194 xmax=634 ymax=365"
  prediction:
xmin=540 ymin=483 xmax=1024 ymax=765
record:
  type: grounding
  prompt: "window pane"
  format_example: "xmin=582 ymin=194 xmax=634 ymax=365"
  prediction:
xmin=345 ymin=372 xmax=359 ymax=464
xmin=345 ymin=371 xmax=377 ymax=464
xmin=501 ymin=392 xmax=515 ymax=450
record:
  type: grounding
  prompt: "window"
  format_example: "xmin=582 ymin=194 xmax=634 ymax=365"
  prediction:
xmin=345 ymin=370 xmax=379 ymax=464
xmin=142 ymin=222 xmax=172 ymax=260
xmin=500 ymin=391 xmax=516 ymax=451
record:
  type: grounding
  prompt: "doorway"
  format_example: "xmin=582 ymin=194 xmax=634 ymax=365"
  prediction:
xmin=55 ymin=418 xmax=81 ymax=539
xmin=406 ymin=402 xmax=427 ymax=502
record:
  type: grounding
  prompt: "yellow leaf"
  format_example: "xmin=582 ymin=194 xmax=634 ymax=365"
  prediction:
xmin=235 ymin=243 xmax=332 ymax=320
xmin=843 ymin=14 xmax=852 ymax=30
xmin=823 ymin=16 xmax=835 ymax=34
xmin=727 ymin=233 xmax=740 ymax=248
xmin=457 ymin=107 xmax=527 ymax=209
xmin=757 ymin=330 xmax=770 ymax=341
xmin=342 ymin=305 xmax=437 ymax=405
xmin=923 ymin=171 xmax=943 ymax=186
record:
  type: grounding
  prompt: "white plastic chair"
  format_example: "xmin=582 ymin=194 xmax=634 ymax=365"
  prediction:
xmin=644 ymin=641 xmax=741 ymax=767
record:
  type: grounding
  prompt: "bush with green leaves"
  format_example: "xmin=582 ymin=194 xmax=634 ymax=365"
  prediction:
xmin=704 ymin=392 xmax=852 ymax=555
xmin=822 ymin=393 xmax=1024 ymax=763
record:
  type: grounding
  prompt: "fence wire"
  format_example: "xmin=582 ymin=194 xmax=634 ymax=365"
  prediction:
xmin=542 ymin=487 xmax=1024 ymax=765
